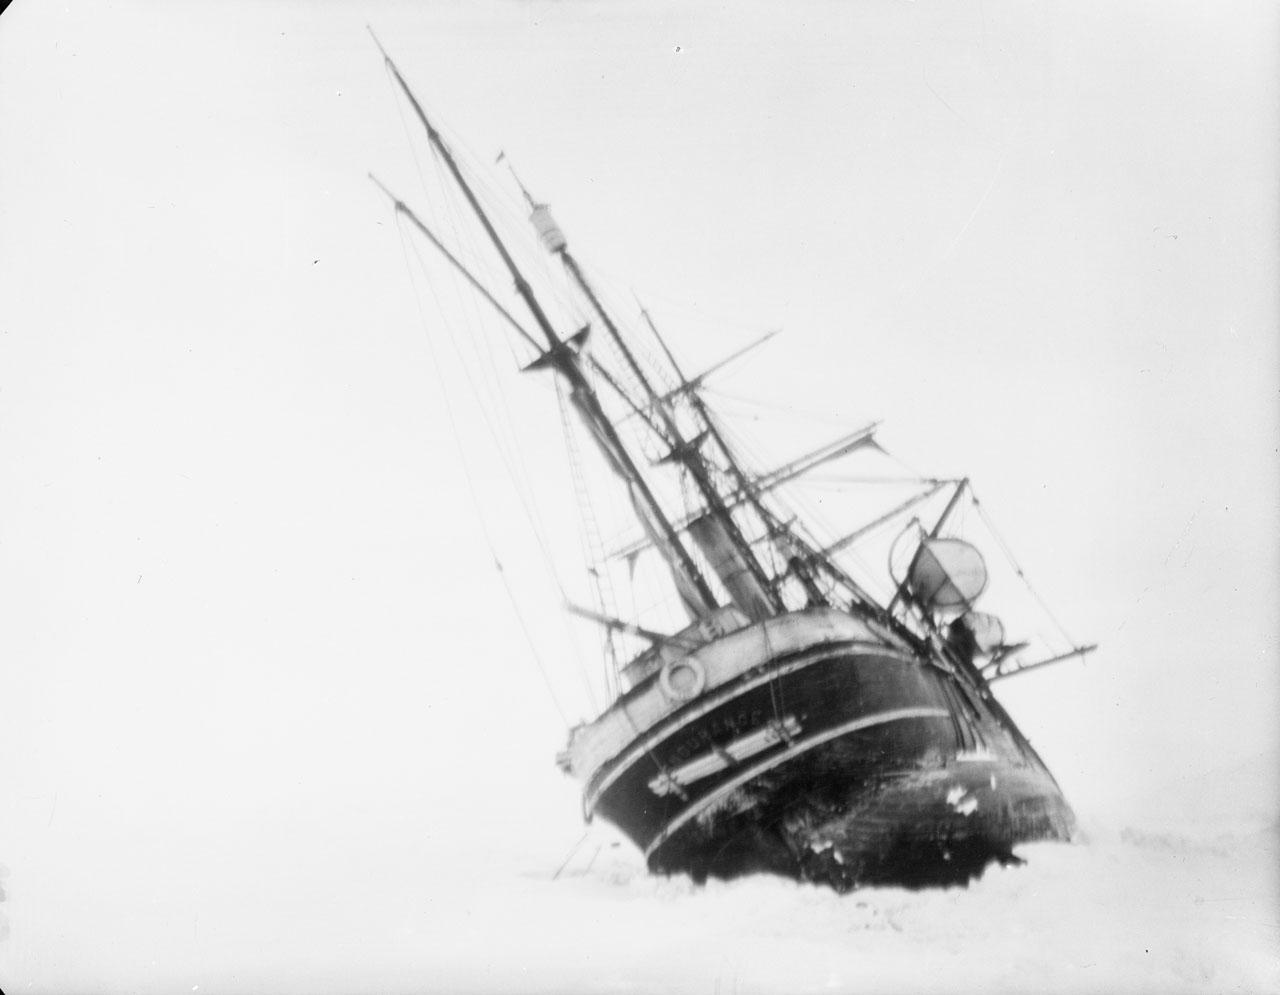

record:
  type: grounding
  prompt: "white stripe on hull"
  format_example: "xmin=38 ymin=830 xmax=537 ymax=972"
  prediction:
xmin=643 ymin=706 xmax=950 ymax=859
xmin=586 ymin=641 xmax=914 ymax=811
xmin=565 ymin=608 xmax=899 ymax=781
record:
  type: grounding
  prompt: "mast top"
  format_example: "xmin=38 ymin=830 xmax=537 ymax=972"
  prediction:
xmin=366 ymin=24 xmax=391 ymax=62
xmin=372 ymin=37 xmax=721 ymax=615
xmin=497 ymin=151 xmax=539 ymax=210
xmin=500 ymin=152 xmax=569 ymax=255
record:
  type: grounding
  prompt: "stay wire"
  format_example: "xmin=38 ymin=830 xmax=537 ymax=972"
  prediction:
xmin=415 ymin=143 xmax=604 ymax=713
xmin=433 ymin=156 xmax=636 ymax=703
xmin=714 ymin=413 xmax=897 ymax=605
xmin=406 ymin=223 xmax=600 ymax=717
xmin=411 ymin=135 xmax=574 ymax=615
xmin=384 ymin=67 xmax=589 ymax=703
xmin=556 ymin=375 xmax=623 ymax=702
xmin=383 ymin=69 xmax=644 ymax=715
xmin=392 ymin=211 xmax=573 ymax=728
xmin=970 ymin=488 xmax=1077 ymax=650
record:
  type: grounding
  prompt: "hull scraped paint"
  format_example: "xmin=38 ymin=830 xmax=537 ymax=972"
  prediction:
xmin=373 ymin=40 xmax=1093 ymax=891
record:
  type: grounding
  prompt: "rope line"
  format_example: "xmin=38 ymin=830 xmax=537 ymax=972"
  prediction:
xmin=970 ymin=491 xmax=1077 ymax=650
xmin=557 ymin=375 xmax=623 ymax=701
xmin=391 ymin=210 xmax=572 ymax=727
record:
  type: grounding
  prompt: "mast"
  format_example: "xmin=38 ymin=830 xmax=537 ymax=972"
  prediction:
xmin=369 ymin=175 xmax=543 ymax=354
xmin=639 ymin=305 xmax=910 ymax=620
xmin=376 ymin=41 xmax=718 ymax=615
xmin=638 ymin=305 xmax=815 ymax=604
xmin=507 ymin=171 xmax=782 ymax=618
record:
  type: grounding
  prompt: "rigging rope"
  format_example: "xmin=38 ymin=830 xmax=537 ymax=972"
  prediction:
xmin=386 ymin=66 xmax=607 ymax=713
xmin=404 ymin=198 xmax=563 ymax=600
xmin=392 ymin=210 xmax=574 ymax=727
xmin=556 ymin=374 xmax=624 ymax=701
xmin=418 ymin=152 xmax=603 ymax=713
xmin=397 ymin=106 xmax=554 ymax=563
xmin=387 ymin=66 xmax=690 ymax=714
xmin=970 ymin=490 xmax=1078 ymax=650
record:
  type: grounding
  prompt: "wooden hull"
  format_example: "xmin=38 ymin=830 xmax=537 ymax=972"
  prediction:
xmin=577 ymin=633 xmax=1074 ymax=891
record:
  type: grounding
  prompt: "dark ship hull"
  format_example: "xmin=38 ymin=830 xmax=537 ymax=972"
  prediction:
xmin=564 ymin=608 xmax=1074 ymax=891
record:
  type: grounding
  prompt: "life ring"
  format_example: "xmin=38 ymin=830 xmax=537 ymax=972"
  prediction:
xmin=659 ymin=655 xmax=707 ymax=702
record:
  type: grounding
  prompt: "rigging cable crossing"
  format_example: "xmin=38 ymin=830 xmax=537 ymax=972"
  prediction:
xmin=391 ymin=209 xmax=577 ymax=726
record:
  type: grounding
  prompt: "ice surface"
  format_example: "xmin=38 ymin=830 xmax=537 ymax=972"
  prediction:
xmin=455 ymin=758 xmax=1279 ymax=995
xmin=5 ymin=756 xmax=1273 ymax=994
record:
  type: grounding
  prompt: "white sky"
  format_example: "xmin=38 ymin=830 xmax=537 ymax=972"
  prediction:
xmin=0 ymin=0 xmax=1277 ymax=991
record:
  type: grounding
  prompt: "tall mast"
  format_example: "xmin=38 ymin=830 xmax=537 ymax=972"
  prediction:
xmin=376 ymin=41 xmax=718 ymax=615
xmin=508 ymin=170 xmax=782 ymax=617
xmin=639 ymin=305 xmax=833 ymax=605
xmin=377 ymin=48 xmax=557 ymax=351
xmin=636 ymin=304 xmax=795 ymax=606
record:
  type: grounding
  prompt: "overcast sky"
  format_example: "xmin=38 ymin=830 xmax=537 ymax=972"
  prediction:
xmin=1 ymin=0 xmax=1277 ymax=990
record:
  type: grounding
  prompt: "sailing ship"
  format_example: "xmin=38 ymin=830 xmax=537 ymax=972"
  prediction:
xmin=372 ymin=38 xmax=1094 ymax=891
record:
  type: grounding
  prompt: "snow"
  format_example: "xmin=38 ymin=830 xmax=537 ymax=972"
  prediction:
xmin=534 ymin=834 xmax=1278 ymax=995
xmin=452 ymin=756 xmax=1277 ymax=995
xmin=367 ymin=759 xmax=1278 ymax=995
xmin=6 ymin=754 xmax=1274 ymax=994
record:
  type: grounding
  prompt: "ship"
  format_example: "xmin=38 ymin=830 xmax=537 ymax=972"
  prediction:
xmin=370 ymin=37 xmax=1095 ymax=892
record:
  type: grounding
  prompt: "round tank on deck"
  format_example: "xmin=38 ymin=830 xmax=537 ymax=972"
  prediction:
xmin=907 ymin=538 xmax=988 ymax=611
